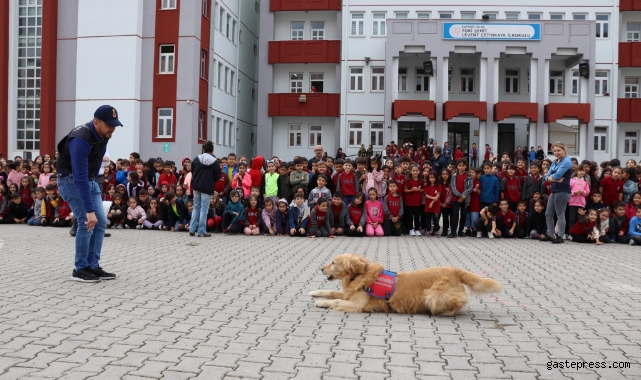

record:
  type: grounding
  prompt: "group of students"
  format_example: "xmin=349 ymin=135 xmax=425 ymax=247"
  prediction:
xmin=2 ymin=148 xmax=641 ymax=245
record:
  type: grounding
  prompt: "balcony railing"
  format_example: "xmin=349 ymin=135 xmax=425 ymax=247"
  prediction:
xmin=544 ymin=103 xmax=591 ymax=123
xmin=618 ymin=98 xmax=641 ymax=123
xmin=268 ymin=40 xmax=340 ymax=64
xmin=620 ymin=0 xmax=641 ymax=11
xmin=268 ymin=93 xmax=340 ymax=117
xmin=270 ymin=0 xmax=341 ymax=12
xmin=619 ymin=42 xmax=641 ymax=67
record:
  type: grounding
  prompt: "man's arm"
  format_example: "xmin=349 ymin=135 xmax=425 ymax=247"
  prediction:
xmin=68 ymin=138 xmax=96 ymax=213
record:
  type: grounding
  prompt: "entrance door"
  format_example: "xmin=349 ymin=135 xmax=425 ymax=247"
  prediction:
xmin=497 ymin=124 xmax=515 ymax=159
xmin=398 ymin=122 xmax=427 ymax=150
xmin=447 ymin=123 xmax=470 ymax=160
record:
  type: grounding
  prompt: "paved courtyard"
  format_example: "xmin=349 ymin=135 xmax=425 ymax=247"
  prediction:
xmin=0 ymin=225 xmax=640 ymax=380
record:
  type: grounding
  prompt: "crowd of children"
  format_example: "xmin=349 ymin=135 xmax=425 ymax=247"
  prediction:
xmin=2 ymin=148 xmax=641 ymax=246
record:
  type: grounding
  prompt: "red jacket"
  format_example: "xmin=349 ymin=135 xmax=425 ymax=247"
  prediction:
xmin=158 ymin=172 xmax=177 ymax=186
xmin=348 ymin=204 xmax=364 ymax=226
xmin=453 ymin=149 xmax=464 ymax=162
xmin=392 ymin=174 xmax=406 ymax=200
xmin=338 ymin=171 xmax=357 ymax=196
xmin=384 ymin=193 xmax=403 ymax=217
xmin=404 ymin=178 xmax=423 ymax=206
xmin=570 ymin=216 xmax=595 ymax=236
xmin=424 ymin=185 xmax=441 ymax=213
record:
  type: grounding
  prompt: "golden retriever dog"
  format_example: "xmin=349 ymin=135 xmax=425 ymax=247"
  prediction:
xmin=310 ymin=254 xmax=501 ymax=316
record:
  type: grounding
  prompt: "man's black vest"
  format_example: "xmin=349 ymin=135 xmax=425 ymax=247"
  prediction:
xmin=56 ymin=122 xmax=108 ymax=178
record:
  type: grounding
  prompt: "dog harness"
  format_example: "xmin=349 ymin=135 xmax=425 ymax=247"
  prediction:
xmin=363 ymin=270 xmax=397 ymax=300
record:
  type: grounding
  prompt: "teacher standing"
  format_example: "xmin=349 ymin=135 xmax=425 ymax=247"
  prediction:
xmin=189 ymin=141 xmax=221 ymax=237
xmin=542 ymin=142 xmax=572 ymax=244
xmin=57 ymin=105 xmax=121 ymax=282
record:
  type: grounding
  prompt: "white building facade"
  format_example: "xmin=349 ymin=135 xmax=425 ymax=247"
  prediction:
xmin=257 ymin=0 xmax=641 ymax=164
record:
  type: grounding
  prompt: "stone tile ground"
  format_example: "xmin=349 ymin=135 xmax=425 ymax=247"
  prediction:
xmin=0 ymin=225 xmax=640 ymax=379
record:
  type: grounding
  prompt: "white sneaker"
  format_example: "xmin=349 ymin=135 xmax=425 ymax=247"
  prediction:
xmin=630 ymin=239 xmax=635 ymax=246
xmin=488 ymin=232 xmax=494 ymax=239
xmin=414 ymin=230 xmax=422 ymax=236
xmin=409 ymin=229 xmax=416 ymax=236
xmin=136 ymin=225 xmax=142 ymax=230
xmin=476 ymin=232 xmax=482 ymax=238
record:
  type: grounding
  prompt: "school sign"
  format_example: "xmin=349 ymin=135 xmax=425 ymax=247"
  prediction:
xmin=443 ymin=23 xmax=541 ymax=41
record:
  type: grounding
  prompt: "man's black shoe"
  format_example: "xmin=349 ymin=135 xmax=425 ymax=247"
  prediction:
xmin=189 ymin=232 xmax=196 ymax=236
xmin=104 ymin=233 xmax=111 ymax=237
xmin=540 ymin=236 xmax=554 ymax=242
xmin=551 ymin=237 xmax=564 ymax=244
xmin=447 ymin=233 xmax=457 ymax=238
xmin=464 ymin=229 xmax=471 ymax=237
xmin=458 ymin=231 xmax=465 ymax=237
xmin=90 ymin=267 xmax=117 ymax=280
xmin=72 ymin=268 xmax=100 ymax=283
xmin=70 ymin=221 xmax=78 ymax=237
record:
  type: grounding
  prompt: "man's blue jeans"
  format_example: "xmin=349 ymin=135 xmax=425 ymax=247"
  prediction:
xmin=57 ymin=176 xmax=106 ymax=271
xmin=189 ymin=190 xmax=211 ymax=235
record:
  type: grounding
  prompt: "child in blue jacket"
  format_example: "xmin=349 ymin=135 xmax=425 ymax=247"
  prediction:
xmin=627 ymin=205 xmax=641 ymax=246
xmin=479 ymin=162 xmax=499 ymax=208
xmin=222 ymin=190 xmax=245 ymax=234
xmin=288 ymin=193 xmax=310 ymax=236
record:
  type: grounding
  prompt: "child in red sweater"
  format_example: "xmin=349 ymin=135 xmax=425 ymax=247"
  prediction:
xmin=404 ymin=165 xmax=424 ymax=236
xmin=570 ymin=208 xmax=597 ymax=243
xmin=600 ymin=167 xmax=624 ymax=207
xmin=424 ymin=171 xmax=441 ymax=236
xmin=158 ymin=162 xmax=178 ymax=186
xmin=494 ymin=199 xmax=516 ymax=238
xmin=465 ymin=167 xmax=482 ymax=236
xmin=500 ymin=164 xmax=521 ymax=211
xmin=383 ymin=181 xmax=404 ymax=236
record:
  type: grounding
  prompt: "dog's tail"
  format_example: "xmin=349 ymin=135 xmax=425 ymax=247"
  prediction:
xmin=458 ymin=269 xmax=502 ymax=294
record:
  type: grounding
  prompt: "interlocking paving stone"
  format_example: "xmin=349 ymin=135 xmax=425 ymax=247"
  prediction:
xmin=1 ymin=227 xmax=641 ymax=379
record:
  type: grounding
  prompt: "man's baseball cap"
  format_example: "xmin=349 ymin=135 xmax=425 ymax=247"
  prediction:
xmin=94 ymin=105 xmax=123 ymax=127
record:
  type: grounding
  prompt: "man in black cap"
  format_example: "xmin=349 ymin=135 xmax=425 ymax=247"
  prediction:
xmin=57 ymin=105 xmax=122 ymax=282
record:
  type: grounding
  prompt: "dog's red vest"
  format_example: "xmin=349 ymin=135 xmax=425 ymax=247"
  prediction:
xmin=363 ymin=270 xmax=397 ymax=300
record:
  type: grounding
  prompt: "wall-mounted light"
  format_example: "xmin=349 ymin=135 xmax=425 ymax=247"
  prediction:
xmin=299 ymin=95 xmax=307 ymax=103
xmin=365 ymin=57 xmax=370 ymax=65
xmin=423 ymin=61 xmax=434 ymax=76
xmin=579 ymin=62 xmax=589 ymax=79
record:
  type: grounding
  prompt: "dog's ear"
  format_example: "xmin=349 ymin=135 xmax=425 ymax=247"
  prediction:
xmin=343 ymin=261 xmax=385 ymax=299
xmin=344 ymin=255 xmax=367 ymax=276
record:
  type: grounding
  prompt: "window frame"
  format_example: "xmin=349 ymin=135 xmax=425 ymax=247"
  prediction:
xmin=232 ymin=19 xmax=237 ymax=44
xmin=571 ymin=70 xmax=579 ymax=96
xmin=371 ymin=67 xmax=385 ymax=92
xmin=229 ymin=121 xmax=234 ymax=147
xmin=310 ymin=72 xmax=324 ymax=93
xmin=572 ymin=13 xmax=587 ymax=20
xmin=198 ymin=111 xmax=205 ymax=140
xmin=290 ymin=72 xmax=303 ymax=93
xmin=395 ymin=12 xmax=408 ymax=19
xmin=223 ymin=120 xmax=228 ymax=146
xmin=625 ymin=77 xmax=639 ymax=98
xmin=370 ymin=122 xmax=384 ymax=147
xmin=372 ymin=13 xmax=387 ymax=36
xmin=289 ymin=124 xmax=303 ymax=148
xmin=527 ymin=13 xmax=542 ymax=20
xmin=217 ymin=62 xmax=223 ymax=88
xmin=200 ymin=50 xmax=207 ymax=79
xmin=398 ymin=67 xmax=408 ymax=92
xmin=157 ymin=108 xmax=173 ymax=138
xmin=594 ymin=127 xmax=607 ymax=153
xmin=624 ymin=131 xmax=639 ymax=155
xmin=219 ymin=8 xmax=225 ymax=34
xmin=594 ymin=70 xmax=609 ymax=96
xmin=349 ymin=67 xmax=364 ymax=92
xmin=549 ymin=13 xmax=564 ymax=20
xmin=415 ymin=68 xmax=429 ymax=93
xmin=504 ymin=68 xmax=519 ymax=94
xmin=230 ymin=70 xmax=236 ymax=96
xmin=159 ymin=44 xmax=175 ymax=74
xmin=505 ymin=12 xmax=520 ymax=20
xmin=460 ymin=12 xmax=475 ymax=19
xmin=311 ymin=21 xmax=325 ymax=40
xmin=460 ymin=68 xmax=475 ymax=94
xmin=483 ymin=12 xmax=497 ymax=19
xmin=215 ymin=117 xmax=221 ymax=144
xmin=549 ymin=70 xmax=564 ymax=95
xmin=161 ymin=0 xmax=177 ymax=10
xmin=203 ymin=0 xmax=209 ymax=17
xmin=417 ymin=12 xmax=430 ymax=19
xmin=348 ymin=122 xmax=363 ymax=147
xmin=226 ymin=14 xmax=231 ymax=39
xmin=309 ymin=124 xmax=322 ymax=148
xmin=596 ymin=14 xmax=609 ymax=39
xmin=627 ymin=22 xmax=640 ymax=42
xmin=439 ymin=12 xmax=453 ymax=19
xmin=291 ymin=21 xmax=304 ymax=40
xmin=224 ymin=67 xmax=230 ymax=93
xmin=351 ymin=13 xmax=364 ymax=36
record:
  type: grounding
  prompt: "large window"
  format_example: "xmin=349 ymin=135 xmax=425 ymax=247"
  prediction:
xmin=198 ymin=111 xmax=205 ymax=140
xmin=162 ymin=0 xmax=176 ymax=9
xmin=594 ymin=127 xmax=607 ymax=152
xmin=448 ymin=68 xmax=452 ymax=92
xmin=348 ymin=122 xmax=363 ymax=147
xmin=291 ymin=22 xmax=304 ymax=40
xmin=625 ymin=77 xmax=639 ymax=98
xmin=16 ymin=0 xmax=42 ymax=154
xmin=310 ymin=73 xmax=324 ymax=93
xmin=595 ymin=71 xmax=609 ymax=96
xmin=460 ymin=68 xmax=475 ymax=93
xmin=351 ymin=13 xmax=364 ymax=36
xmin=370 ymin=123 xmax=384 ymax=147
xmin=350 ymin=67 xmax=363 ymax=91
xmin=415 ymin=68 xmax=429 ymax=92
xmin=290 ymin=73 xmax=303 ymax=93
xmin=200 ymin=50 xmax=207 ymax=79
xmin=309 ymin=125 xmax=322 ymax=148
xmin=625 ymin=131 xmax=638 ymax=155
xmin=311 ymin=22 xmax=324 ymax=40
xmin=549 ymin=71 xmax=563 ymax=95
xmin=159 ymin=45 xmax=175 ymax=74
xmin=596 ymin=14 xmax=609 ymax=39
xmin=398 ymin=68 xmax=408 ymax=92
xmin=627 ymin=23 xmax=641 ymax=42
xmin=505 ymin=69 xmax=519 ymax=94
xmin=372 ymin=13 xmax=386 ymax=36
xmin=371 ymin=67 xmax=384 ymax=92
xmin=289 ymin=124 xmax=302 ymax=147
xmin=157 ymin=108 xmax=173 ymax=138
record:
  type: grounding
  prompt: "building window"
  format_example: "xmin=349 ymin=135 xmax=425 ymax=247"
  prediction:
xmin=224 ymin=67 xmax=229 ymax=92
xmin=372 ymin=13 xmax=386 ymax=36
xmin=506 ymin=13 xmax=520 ymax=20
xmin=239 ymin=30 xmax=242 ymax=42
xmin=348 ymin=122 xmax=363 ymax=147
xmin=230 ymin=71 xmax=236 ymax=95
xmin=417 ymin=12 xmax=430 ymax=19
xmin=395 ymin=12 xmax=408 ymax=19
xmin=198 ymin=111 xmax=205 ymax=140
xmin=625 ymin=131 xmax=638 ymax=155
xmin=351 ymin=13 xmax=364 ymax=36
xmin=159 ymin=45 xmax=175 ymax=74
xmin=223 ymin=120 xmax=228 ymax=146
xmin=252 ymin=88 xmax=256 ymax=100
xmin=291 ymin=21 xmax=304 ymax=40
xmin=232 ymin=20 xmax=237 ymax=43
xmin=625 ymin=77 xmax=639 ymax=98
xmin=203 ymin=0 xmax=208 ymax=16
xmin=200 ymin=50 xmax=207 ymax=79
xmin=161 ymin=0 xmax=177 ymax=9
xmin=255 ymin=1 xmax=259 ymax=13
xmin=350 ymin=67 xmax=363 ymax=91
xmin=398 ymin=68 xmax=408 ymax=92
xmin=415 ymin=68 xmax=429 ymax=92
xmin=309 ymin=125 xmax=322 ymax=148
xmin=217 ymin=62 xmax=223 ymax=88
xmin=448 ymin=68 xmax=452 ymax=92
xmin=311 ymin=22 xmax=324 ymax=40
xmin=157 ymin=108 xmax=173 ymax=138
xmin=550 ymin=13 xmax=564 ymax=20
xmin=226 ymin=14 xmax=231 ymax=39
xmin=212 ymin=59 xmax=216 ymax=86
xmin=571 ymin=70 xmax=579 ymax=95
xmin=596 ymin=14 xmax=609 ymax=39
xmin=216 ymin=117 xmax=221 ymax=144
xmin=528 ymin=13 xmax=542 ymax=20
xmin=219 ymin=8 xmax=225 ymax=33
xmin=483 ymin=13 xmax=497 ymax=19
xmin=549 ymin=71 xmax=563 ymax=95
xmin=460 ymin=12 xmax=475 ymax=19
xmin=460 ymin=68 xmax=475 ymax=93
xmin=15 ymin=0 xmax=42 ymax=154
xmin=310 ymin=73 xmax=324 ymax=93
xmin=595 ymin=71 xmax=609 ymax=96
xmin=594 ymin=127 xmax=607 ymax=152
xmin=236 ymin=127 xmax=239 ymax=143
xmin=504 ymin=69 xmax=519 ymax=94
xmin=290 ymin=73 xmax=303 ymax=93
xmin=289 ymin=124 xmax=302 ymax=147
xmin=370 ymin=122 xmax=384 ymax=147
xmin=572 ymin=14 xmax=586 ymax=20
xmin=229 ymin=122 xmax=234 ymax=147
xmin=439 ymin=12 xmax=453 ymax=19
xmin=627 ymin=23 xmax=640 ymax=42
xmin=254 ymin=44 xmax=258 ymax=56
xmin=371 ymin=67 xmax=384 ymax=92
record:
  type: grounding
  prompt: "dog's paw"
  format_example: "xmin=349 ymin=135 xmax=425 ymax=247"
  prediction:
xmin=315 ymin=300 xmax=332 ymax=308
xmin=309 ymin=290 xmax=327 ymax=297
